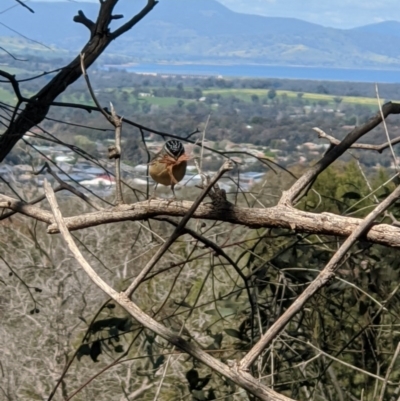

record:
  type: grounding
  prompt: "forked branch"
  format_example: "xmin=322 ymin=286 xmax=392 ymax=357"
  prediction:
xmin=0 ymin=0 xmax=159 ymax=162
xmin=43 ymin=179 xmax=294 ymax=401
xmin=240 ymin=182 xmax=400 ymax=370
xmin=280 ymin=102 xmax=400 ymax=205
xmin=313 ymin=127 xmax=400 ymax=153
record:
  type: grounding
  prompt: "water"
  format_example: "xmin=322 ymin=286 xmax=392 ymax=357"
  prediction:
xmin=109 ymin=63 xmax=400 ymax=83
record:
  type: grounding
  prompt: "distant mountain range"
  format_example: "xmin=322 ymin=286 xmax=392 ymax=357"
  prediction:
xmin=2 ymin=0 xmax=400 ymax=68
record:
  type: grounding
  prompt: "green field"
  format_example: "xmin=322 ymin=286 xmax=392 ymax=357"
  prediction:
xmin=203 ymin=88 xmax=391 ymax=106
xmin=115 ymin=87 xmax=393 ymax=108
xmin=139 ymin=96 xmax=184 ymax=106
xmin=2 ymin=85 xmax=389 ymax=110
xmin=113 ymin=87 xmax=388 ymax=108
xmin=0 ymin=87 xmax=19 ymax=105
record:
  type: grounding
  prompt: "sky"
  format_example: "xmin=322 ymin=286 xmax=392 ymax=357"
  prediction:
xmin=25 ymin=0 xmax=400 ymax=29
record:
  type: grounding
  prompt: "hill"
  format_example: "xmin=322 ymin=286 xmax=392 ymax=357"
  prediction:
xmin=350 ymin=20 xmax=400 ymax=38
xmin=2 ymin=0 xmax=400 ymax=68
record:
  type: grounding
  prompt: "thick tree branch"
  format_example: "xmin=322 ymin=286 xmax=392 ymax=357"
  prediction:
xmin=0 ymin=194 xmax=56 ymax=223
xmin=2 ymin=193 xmax=400 ymax=248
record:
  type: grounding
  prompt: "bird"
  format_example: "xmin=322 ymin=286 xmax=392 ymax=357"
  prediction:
xmin=149 ymin=139 xmax=188 ymax=199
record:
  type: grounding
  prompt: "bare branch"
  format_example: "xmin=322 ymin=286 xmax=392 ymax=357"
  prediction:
xmin=79 ymin=53 xmax=124 ymax=204
xmin=239 ymin=182 xmax=400 ymax=370
xmin=376 ymin=85 xmax=399 ymax=172
xmin=378 ymin=342 xmax=400 ymax=401
xmin=0 ymin=20 xmax=51 ymax=49
xmin=0 ymin=70 xmax=26 ymax=102
xmin=3 ymin=193 xmax=400 ymax=248
xmin=0 ymin=0 xmax=158 ymax=162
xmin=37 ymin=162 xmax=103 ymax=211
xmin=108 ymin=103 xmax=123 ymax=205
xmin=0 ymin=194 xmax=55 ymax=224
xmin=73 ymin=10 xmax=95 ymax=33
xmin=156 ymin=215 xmax=256 ymax=332
xmin=313 ymin=127 xmax=400 ymax=153
xmin=43 ymin=179 xmax=294 ymax=401
xmin=0 ymin=47 xmax=27 ymax=61
xmin=79 ymin=53 xmax=113 ymax=124
xmin=281 ymin=102 xmax=400 ymax=205
xmin=14 ymin=0 xmax=34 ymax=13
xmin=110 ymin=0 xmax=158 ymax=39
xmin=48 ymin=100 xmax=244 ymax=163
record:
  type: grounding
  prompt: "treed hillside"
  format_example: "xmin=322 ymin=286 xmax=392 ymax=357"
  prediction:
xmin=2 ymin=0 xmax=400 ymax=67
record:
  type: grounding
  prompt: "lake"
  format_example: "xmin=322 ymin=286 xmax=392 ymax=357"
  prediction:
xmin=108 ymin=63 xmax=400 ymax=83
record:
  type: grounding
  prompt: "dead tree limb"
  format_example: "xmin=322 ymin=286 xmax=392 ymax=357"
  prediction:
xmin=43 ymin=178 xmax=294 ymax=401
xmin=313 ymin=127 xmax=400 ymax=153
xmin=239 ymin=183 xmax=400 ymax=370
xmin=0 ymin=0 xmax=158 ymax=162
xmin=2 ymin=194 xmax=400 ymax=248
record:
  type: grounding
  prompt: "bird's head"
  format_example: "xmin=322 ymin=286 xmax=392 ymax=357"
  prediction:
xmin=164 ymin=140 xmax=185 ymax=160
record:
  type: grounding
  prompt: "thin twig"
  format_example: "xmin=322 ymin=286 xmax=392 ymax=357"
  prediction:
xmin=0 ymin=46 xmax=27 ymax=60
xmin=376 ymin=85 xmax=399 ymax=172
xmin=80 ymin=53 xmax=112 ymax=124
xmin=109 ymin=102 xmax=124 ymax=205
xmin=302 ymin=339 xmax=392 ymax=385
xmin=199 ymin=114 xmax=210 ymax=170
xmin=153 ymin=323 xmax=186 ymax=401
xmin=378 ymin=342 xmax=400 ymax=401
xmin=80 ymin=53 xmax=124 ymax=205
xmin=154 ymin=215 xmax=255 ymax=327
xmin=14 ymin=0 xmax=34 ymax=13
xmin=37 ymin=162 xmax=103 ymax=211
